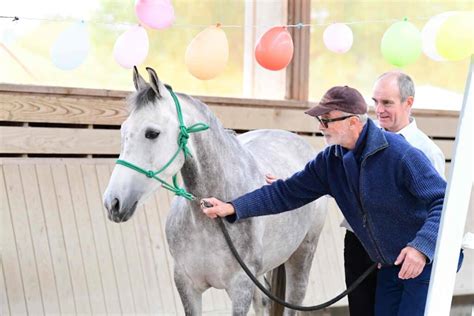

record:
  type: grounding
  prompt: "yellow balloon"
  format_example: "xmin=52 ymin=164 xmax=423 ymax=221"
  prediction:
xmin=436 ymin=11 xmax=474 ymax=61
xmin=185 ymin=25 xmax=229 ymax=80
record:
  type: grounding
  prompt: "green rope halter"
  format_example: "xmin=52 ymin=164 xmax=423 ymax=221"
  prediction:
xmin=116 ymin=86 xmax=209 ymax=200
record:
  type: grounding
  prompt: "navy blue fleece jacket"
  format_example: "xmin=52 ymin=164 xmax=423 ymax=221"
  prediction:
xmin=228 ymin=119 xmax=446 ymax=265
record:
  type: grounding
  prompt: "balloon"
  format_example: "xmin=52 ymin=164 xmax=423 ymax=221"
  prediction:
xmin=185 ymin=25 xmax=229 ymax=80
xmin=436 ymin=11 xmax=474 ymax=61
xmin=381 ymin=20 xmax=421 ymax=67
xmin=421 ymin=12 xmax=456 ymax=61
xmin=50 ymin=21 xmax=89 ymax=70
xmin=113 ymin=26 xmax=149 ymax=69
xmin=1 ymin=20 xmax=20 ymax=45
xmin=135 ymin=0 xmax=175 ymax=30
xmin=323 ymin=23 xmax=353 ymax=53
xmin=255 ymin=26 xmax=294 ymax=71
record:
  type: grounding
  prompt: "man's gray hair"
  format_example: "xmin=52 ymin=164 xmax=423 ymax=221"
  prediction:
xmin=358 ymin=113 xmax=368 ymax=124
xmin=378 ymin=71 xmax=415 ymax=102
xmin=341 ymin=112 xmax=368 ymax=125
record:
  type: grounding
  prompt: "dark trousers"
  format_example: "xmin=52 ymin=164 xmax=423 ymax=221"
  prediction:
xmin=344 ymin=230 xmax=378 ymax=316
xmin=374 ymin=264 xmax=431 ymax=316
xmin=375 ymin=250 xmax=463 ymax=316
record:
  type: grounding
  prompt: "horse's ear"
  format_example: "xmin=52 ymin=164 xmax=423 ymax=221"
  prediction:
xmin=133 ymin=66 xmax=148 ymax=91
xmin=146 ymin=67 xmax=162 ymax=97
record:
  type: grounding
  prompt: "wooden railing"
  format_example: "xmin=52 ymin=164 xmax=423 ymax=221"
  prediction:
xmin=1 ymin=84 xmax=471 ymax=316
xmin=0 ymin=84 xmax=459 ymax=165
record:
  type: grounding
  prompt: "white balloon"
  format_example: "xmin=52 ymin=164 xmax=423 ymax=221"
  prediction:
xmin=421 ymin=12 xmax=456 ymax=61
xmin=50 ymin=22 xmax=89 ymax=70
xmin=113 ymin=26 xmax=149 ymax=69
xmin=323 ymin=23 xmax=353 ymax=53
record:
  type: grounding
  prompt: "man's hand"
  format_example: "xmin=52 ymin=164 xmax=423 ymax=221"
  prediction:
xmin=265 ymin=173 xmax=278 ymax=184
xmin=200 ymin=197 xmax=235 ymax=219
xmin=394 ymin=246 xmax=427 ymax=279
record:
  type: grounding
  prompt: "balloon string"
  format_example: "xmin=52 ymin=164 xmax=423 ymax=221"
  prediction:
xmin=0 ymin=15 xmax=432 ymax=29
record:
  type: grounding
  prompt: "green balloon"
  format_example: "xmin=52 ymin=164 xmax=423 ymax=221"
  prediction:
xmin=381 ymin=20 xmax=422 ymax=67
xmin=436 ymin=12 xmax=474 ymax=61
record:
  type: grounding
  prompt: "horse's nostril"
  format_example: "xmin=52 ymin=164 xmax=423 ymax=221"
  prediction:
xmin=111 ymin=198 xmax=120 ymax=215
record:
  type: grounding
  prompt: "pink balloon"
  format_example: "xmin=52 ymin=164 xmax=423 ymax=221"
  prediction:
xmin=323 ymin=23 xmax=353 ymax=53
xmin=113 ymin=26 xmax=149 ymax=69
xmin=255 ymin=26 xmax=294 ymax=71
xmin=135 ymin=0 xmax=175 ymax=30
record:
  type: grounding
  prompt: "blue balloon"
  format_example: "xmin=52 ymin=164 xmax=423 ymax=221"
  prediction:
xmin=50 ymin=21 xmax=89 ymax=70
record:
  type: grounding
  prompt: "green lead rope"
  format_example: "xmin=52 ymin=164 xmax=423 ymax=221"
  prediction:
xmin=116 ymin=87 xmax=209 ymax=200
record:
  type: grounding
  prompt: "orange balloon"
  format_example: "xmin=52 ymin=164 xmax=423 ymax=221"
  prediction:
xmin=255 ymin=26 xmax=294 ymax=71
xmin=185 ymin=25 xmax=229 ymax=80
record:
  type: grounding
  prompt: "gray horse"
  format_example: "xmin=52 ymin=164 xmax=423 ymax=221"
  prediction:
xmin=103 ymin=67 xmax=327 ymax=315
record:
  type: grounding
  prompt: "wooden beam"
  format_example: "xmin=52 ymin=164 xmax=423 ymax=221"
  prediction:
xmin=0 ymin=126 xmax=329 ymax=156
xmin=0 ymin=83 xmax=460 ymax=115
xmin=285 ymin=0 xmax=311 ymax=101
xmin=0 ymin=84 xmax=314 ymax=110
xmin=0 ymin=92 xmax=460 ymax=137
xmin=0 ymin=93 xmax=128 ymax=126
xmin=0 ymin=92 xmax=319 ymax=132
xmin=0 ymin=127 xmax=120 ymax=154
xmin=414 ymin=116 xmax=459 ymax=138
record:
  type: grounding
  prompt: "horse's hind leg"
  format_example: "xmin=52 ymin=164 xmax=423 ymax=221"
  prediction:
xmin=226 ymin=272 xmax=255 ymax=316
xmin=174 ymin=268 xmax=203 ymax=315
xmin=283 ymin=233 xmax=320 ymax=316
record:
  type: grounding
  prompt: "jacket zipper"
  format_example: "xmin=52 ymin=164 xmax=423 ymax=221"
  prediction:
xmin=359 ymin=146 xmax=389 ymax=264
xmin=354 ymin=192 xmax=387 ymax=264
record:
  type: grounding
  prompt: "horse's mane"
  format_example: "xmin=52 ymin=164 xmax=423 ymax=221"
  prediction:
xmin=126 ymin=86 xmax=161 ymax=112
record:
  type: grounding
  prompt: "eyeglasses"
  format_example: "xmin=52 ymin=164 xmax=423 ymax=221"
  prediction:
xmin=316 ymin=115 xmax=357 ymax=128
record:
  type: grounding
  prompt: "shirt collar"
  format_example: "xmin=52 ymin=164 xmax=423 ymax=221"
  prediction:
xmin=397 ymin=117 xmax=417 ymax=137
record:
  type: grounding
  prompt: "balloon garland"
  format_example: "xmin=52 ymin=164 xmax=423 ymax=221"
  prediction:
xmin=2 ymin=6 xmax=472 ymax=78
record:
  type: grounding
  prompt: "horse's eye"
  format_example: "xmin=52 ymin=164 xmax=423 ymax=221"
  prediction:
xmin=145 ymin=130 xmax=160 ymax=139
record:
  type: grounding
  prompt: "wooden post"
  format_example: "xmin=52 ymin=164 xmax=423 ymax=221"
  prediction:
xmin=286 ymin=0 xmax=311 ymax=101
xmin=425 ymin=56 xmax=473 ymax=315
xmin=271 ymin=4 xmax=311 ymax=313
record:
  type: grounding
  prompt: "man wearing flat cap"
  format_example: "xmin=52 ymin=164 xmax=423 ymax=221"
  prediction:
xmin=201 ymin=85 xmax=451 ymax=315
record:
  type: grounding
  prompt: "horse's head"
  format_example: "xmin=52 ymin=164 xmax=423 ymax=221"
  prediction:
xmin=103 ymin=67 xmax=187 ymax=223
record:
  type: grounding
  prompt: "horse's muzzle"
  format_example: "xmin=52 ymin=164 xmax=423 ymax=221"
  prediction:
xmin=104 ymin=197 xmax=138 ymax=223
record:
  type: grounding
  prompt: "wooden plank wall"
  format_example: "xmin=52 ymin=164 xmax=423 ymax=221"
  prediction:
xmin=2 ymin=159 xmax=185 ymax=315
xmin=1 ymin=84 xmax=472 ymax=315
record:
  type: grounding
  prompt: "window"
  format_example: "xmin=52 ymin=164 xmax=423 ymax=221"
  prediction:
xmin=1 ymin=0 xmax=249 ymax=97
xmin=309 ymin=0 xmax=471 ymax=110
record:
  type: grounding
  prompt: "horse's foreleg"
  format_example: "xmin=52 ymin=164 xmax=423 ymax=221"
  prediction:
xmin=251 ymin=275 xmax=271 ymax=316
xmin=174 ymin=267 xmax=203 ymax=315
xmin=226 ymin=272 xmax=255 ymax=316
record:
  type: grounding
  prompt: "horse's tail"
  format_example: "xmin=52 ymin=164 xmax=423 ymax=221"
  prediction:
xmin=269 ymin=264 xmax=286 ymax=316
